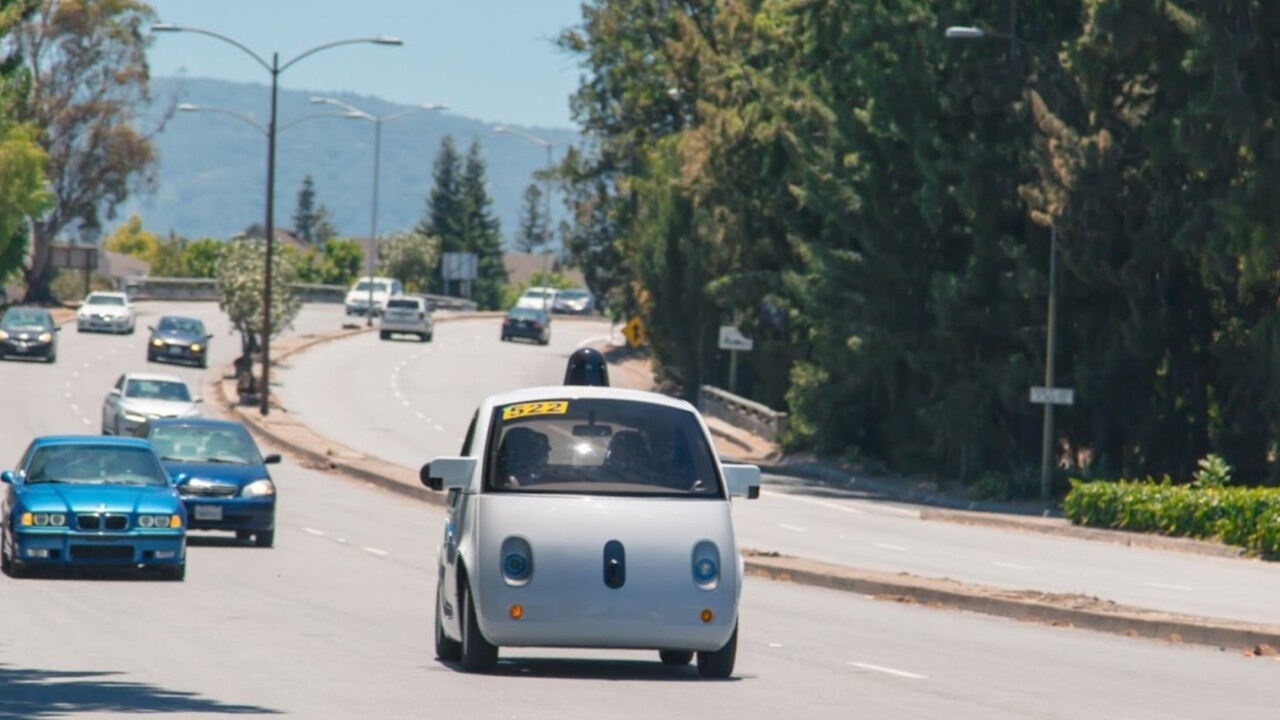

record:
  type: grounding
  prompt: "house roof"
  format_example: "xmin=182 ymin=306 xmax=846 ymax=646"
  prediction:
xmin=98 ymin=250 xmax=150 ymax=279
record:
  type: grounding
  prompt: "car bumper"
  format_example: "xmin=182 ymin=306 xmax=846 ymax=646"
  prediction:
xmin=502 ymin=325 xmax=547 ymax=340
xmin=346 ymin=301 xmax=383 ymax=316
xmin=380 ymin=320 xmax=431 ymax=334
xmin=11 ymin=530 xmax=186 ymax=567
xmin=79 ymin=316 xmax=130 ymax=331
xmin=149 ymin=343 xmax=205 ymax=363
xmin=0 ymin=339 xmax=53 ymax=358
xmin=180 ymin=497 xmax=275 ymax=532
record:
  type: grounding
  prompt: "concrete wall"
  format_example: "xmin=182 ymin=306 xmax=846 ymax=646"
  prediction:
xmin=697 ymin=385 xmax=788 ymax=443
xmin=121 ymin=277 xmax=477 ymax=311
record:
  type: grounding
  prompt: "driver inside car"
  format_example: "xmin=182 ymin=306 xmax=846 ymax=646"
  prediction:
xmin=496 ymin=427 xmax=550 ymax=488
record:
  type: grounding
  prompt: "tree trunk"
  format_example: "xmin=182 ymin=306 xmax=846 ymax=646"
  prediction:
xmin=22 ymin=224 xmax=55 ymax=303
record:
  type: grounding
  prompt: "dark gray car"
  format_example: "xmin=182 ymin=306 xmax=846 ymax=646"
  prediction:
xmin=148 ymin=316 xmax=213 ymax=368
xmin=0 ymin=307 xmax=58 ymax=363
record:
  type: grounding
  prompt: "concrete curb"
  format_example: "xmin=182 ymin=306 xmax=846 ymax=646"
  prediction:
xmin=744 ymin=554 xmax=1280 ymax=651
xmin=210 ymin=319 xmax=1280 ymax=653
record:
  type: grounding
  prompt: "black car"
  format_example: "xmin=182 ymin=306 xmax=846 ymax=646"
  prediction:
xmin=148 ymin=316 xmax=212 ymax=368
xmin=0 ymin=307 xmax=58 ymax=363
xmin=500 ymin=307 xmax=551 ymax=345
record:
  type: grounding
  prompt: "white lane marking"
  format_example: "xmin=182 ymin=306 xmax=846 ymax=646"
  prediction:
xmin=761 ymin=490 xmax=865 ymax=515
xmin=71 ymin=371 xmax=79 ymax=378
xmin=433 ymin=424 xmax=446 ymax=433
xmin=362 ymin=547 xmax=389 ymax=557
xmin=768 ymin=643 xmax=783 ymax=648
xmin=575 ymin=335 xmax=612 ymax=349
xmin=874 ymin=542 xmax=908 ymax=552
xmin=336 ymin=538 xmax=348 ymax=544
xmin=849 ymin=662 xmax=928 ymax=680
xmin=69 ymin=404 xmax=79 ymax=413
xmin=95 ymin=354 xmax=104 ymax=361
xmin=415 ymin=411 xmax=426 ymax=419
xmin=81 ymin=418 xmax=91 ymax=426
xmin=64 ymin=392 xmax=71 ymax=398
xmin=992 ymin=561 xmax=1031 ymax=570
xmin=401 ymin=400 xmax=411 ymax=408
xmin=303 ymin=528 xmax=325 ymax=537
xmin=1143 ymin=582 xmax=1195 ymax=592
xmin=778 ymin=524 xmax=808 ymax=533
xmin=81 ymin=362 xmax=90 ymax=369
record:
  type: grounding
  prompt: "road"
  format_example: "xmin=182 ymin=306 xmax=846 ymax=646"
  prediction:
xmin=1 ymin=302 xmax=1275 ymax=718
xmin=278 ymin=316 xmax=1280 ymax=626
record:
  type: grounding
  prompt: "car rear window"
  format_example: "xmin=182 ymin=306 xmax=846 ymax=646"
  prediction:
xmin=484 ymin=398 xmax=722 ymax=498
xmin=387 ymin=298 xmax=421 ymax=309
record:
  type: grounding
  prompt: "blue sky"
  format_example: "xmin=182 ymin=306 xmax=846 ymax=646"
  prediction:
xmin=145 ymin=0 xmax=586 ymax=130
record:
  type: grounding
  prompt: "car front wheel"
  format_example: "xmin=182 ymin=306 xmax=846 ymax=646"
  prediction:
xmin=696 ymin=622 xmax=738 ymax=679
xmin=460 ymin=580 xmax=497 ymax=673
xmin=161 ymin=563 xmax=185 ymax=581
xmin=254 ymin=530 xmax=274 ymax=548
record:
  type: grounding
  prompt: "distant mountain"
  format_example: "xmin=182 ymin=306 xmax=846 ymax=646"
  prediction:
xmin=119 ymin=77 xmax=580 ymax=247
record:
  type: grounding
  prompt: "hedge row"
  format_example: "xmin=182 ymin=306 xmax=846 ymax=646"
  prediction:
xmin=1063 ymin=479 xmax=1280 ymax=560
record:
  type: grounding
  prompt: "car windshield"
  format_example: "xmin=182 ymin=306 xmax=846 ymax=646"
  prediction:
xmin=149 ymin=425 xmax=261 ymax=465
xmin=86 ymin=295 xmax=125 ymax=306
xmin=125 ymin=379 xmax=192 ymax=402
xmin=24 ymin=445 xmax=168 ymax=486
xmin=485 ymin=398 xmax=722 ymax=498
xmin=387 ymin=298 xmax=420 ymax=309
xmin=523 ymin=289 xmax=551 ymax=299
xmin=558 ymin=290 xmax=588 ymax=300
xmin=1 ymin=310 xmax=52 ymax=329
xmin=508 ymin=309 xmax=545 ymax=321
xmin=354 ymin=281 xmax=390 ymax=293
xmin=158 ymin=317 xmax=203 ymax=334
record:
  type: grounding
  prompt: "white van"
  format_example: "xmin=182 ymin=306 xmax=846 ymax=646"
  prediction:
xmin=344 ymin=276 xmax=402 ymax=317
xmin=514 ymin=286 xmax=558 ymax=311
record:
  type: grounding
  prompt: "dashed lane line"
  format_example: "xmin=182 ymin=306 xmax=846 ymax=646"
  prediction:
xmin=303 ymin=528 xmax=326 ymax=537
xmin=874 ymin=542 xmax=909 ymax=552
xmin=363 ymin=547 xmax=389 ymax=557
xmin=991 ymin=561 xmax=1032 ymax=570
xmin=1143 ymin=582 xmax=1195 ymax=592
xmin=778 ymin=524 xmax=808 ymax=533
xmin=849 ymin=662 xmax=928 ymax=680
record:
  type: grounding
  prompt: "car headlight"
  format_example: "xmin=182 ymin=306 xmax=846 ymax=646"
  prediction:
xmin=190 ymin=343 xmax=202 ymax=352
xmin=138 ymin=514 xmax=181 ymax=528
xmin=123 ymin=411 xmax=146 ymax=422
xmin=692 ymin=541 xmax=720 ymax=589
xmin=21 ymin=512 xmax=66 ymax=527
xmin=0 ymin=330 xmax=8 ymax=340
xmin=38 ymin=332 xmax=53 ymax=343
xmin=241 ymin=479 xmax=275 ymax=497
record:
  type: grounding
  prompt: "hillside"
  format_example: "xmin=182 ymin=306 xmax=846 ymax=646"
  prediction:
xmin=119 ymin=77 xmax=579 ymax=247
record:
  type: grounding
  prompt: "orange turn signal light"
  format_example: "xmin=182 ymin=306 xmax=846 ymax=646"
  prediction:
xmin=510 ymin=604 xmax=524 ymax=620
xmin=700 ymin=609 xmax=714 ymax=624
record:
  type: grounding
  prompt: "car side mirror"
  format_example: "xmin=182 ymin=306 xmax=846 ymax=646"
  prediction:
xmin=108 ymin=388 xmax=121 ymax=397
xmin=420 ymin=457 xmax=477 ymax=491
xmin=0 ymin=470 xmax=14 ymax=484
xmin=193 ymin=397 xmax=204 ymax=404
xmin=722 ymin=464 xmax=762 ymax=499
xmin=264 ymin=454 xmax=281 ymax=465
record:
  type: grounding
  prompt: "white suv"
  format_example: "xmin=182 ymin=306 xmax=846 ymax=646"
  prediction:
xmin=514 ymin=286 xmax=558 ymax=312
xmin=380 ymin=296 xmax=434 ymax=342
xmin=344 ymin=276 xmax=403 ymax=317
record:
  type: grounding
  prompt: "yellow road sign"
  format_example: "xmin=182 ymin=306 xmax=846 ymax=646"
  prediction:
xmin=622 ymin=316 xmax=646 ymax=348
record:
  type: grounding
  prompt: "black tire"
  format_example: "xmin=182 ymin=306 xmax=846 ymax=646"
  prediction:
xmin=254 ymin=530 xmax=274 ymax=548
xmin=45 ymin=353 xmax=56 ymax=364
xmin=435 ymin=585 xmax=462 ymax=661
xmin=147 ymin=352 xmax=157 ymax=363
xmin=426 ymin=332 xmax=434 ymax=342
xmin=459 ymin=580 xmax=497 ymax=673
xmin=659 ymin=651 xmax=694 ymax=666
xmin=379 ymin=331 xmax=391 ymax=341
xmin=161 ymin=563 xmax=186 ymax=581
xmin=696 ymin=622 xmax=738 ymax=679
xmin=236 ymin=530 xmax=254 ymax=542
xmin=500 ymin=335 xmax=507 ymax=342
xmin=1 ymin=538 xmax=24 ymax=578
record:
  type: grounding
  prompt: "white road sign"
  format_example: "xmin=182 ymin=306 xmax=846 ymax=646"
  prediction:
xmin=1030 ymin=386 xmax=1074 ymax=405
xmin=718 ymin=326 xmax=754 ymax=351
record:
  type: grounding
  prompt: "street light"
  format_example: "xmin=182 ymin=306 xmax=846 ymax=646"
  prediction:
xmin=945 ymin=24 xmax=1063 ymax=506
xmin=493 ymin=125 xmax=555 ymax=312
xmin=312 ymin=96 xmax=447 ymax=326
xmin=153 ymin=23 xmax=401 ymax=416
xmin=177 ymin=103 xmax=353 ymax=134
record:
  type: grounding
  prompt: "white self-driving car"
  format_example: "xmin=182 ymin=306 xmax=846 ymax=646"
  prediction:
xmin=421 ymin=383 xmax=760 ymax=678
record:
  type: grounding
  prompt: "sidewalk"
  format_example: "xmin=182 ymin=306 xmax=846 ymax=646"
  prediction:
xmin=208 ymin=324 xmax=1280 ymax=653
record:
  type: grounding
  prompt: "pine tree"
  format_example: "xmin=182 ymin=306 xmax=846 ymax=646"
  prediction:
xmin=418 ymin=136 xmax=464 ymax=294
xmin=293 ymin=175 xmax=318 ymax=244
xmin=459 ymin=140 xmax=507 ymax=310
xmin=514 ymin=182 xmax=547 ymax=253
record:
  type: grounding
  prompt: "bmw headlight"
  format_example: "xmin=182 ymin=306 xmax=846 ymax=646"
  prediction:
xmin=190 ymin=343 xmax=202 ymax=352
xmin=151 ymin=339 xmax=164 ymax=347
xmin=241 ymin=479 xmax=275 ymax=497
xmin=22 ymin=512 xmax=67 ymax=527
xmin=138 ymin=514 xmax=180 ymax=529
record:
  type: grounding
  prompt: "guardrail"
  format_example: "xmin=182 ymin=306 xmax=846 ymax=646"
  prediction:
xmin=120 ymin=277 xmax=478 ymax=311
xmin=697 ymin=385 xmax=788 ymax=443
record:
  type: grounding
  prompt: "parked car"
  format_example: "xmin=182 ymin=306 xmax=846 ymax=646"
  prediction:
xmin=147 ymin=315 xmax=212 ymax=368
xmin=380 ymin=295 xmax=434 ymax=342
xmin=344 ymin=276 xmax=403 ymax=317
xmin=1 ymin=435 xmax=187 ymax=580
xmin=102 ymin=372 xmax=203 ymax=436
xmin=0 ymin=307 xmax=58 ymax=363
xmin=514 ymin=286 xmax=558 ymax=312
xmin=420 ymin=363 xmax=761 ymax=676
xmin=552 ymin=288 xmax=596 ymax=315
xmin=76 ymin=291 xmax=136 ymax=334
xmin=500 ymin=307 xmax=551 ymax=345
xmin=135 ymin=418 xmax=279 ymax=548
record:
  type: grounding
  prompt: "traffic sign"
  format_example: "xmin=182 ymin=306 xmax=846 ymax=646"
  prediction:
xmin=718 ymin=326 xmax=753 ymax=351
xmin=1030 ymin=386 xmax=1074 ymax=405
xmin=622 ymin=317 xmax=645 ymax=348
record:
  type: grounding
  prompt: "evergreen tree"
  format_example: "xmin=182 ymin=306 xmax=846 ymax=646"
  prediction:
xmin=417 ymin=135 xmax=464 ymax=294
xmin=459 ymin=140 xmax=507 ymax=310
xmin=514 ymin=182 xmax=548 ymax=253
xmin=293 ymin=175 xmax=318 ymax=244
xmin=312 ymin=203 xmax=338 ymax=244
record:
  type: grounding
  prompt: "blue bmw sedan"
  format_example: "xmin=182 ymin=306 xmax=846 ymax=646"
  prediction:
xmin=1 ymin=436 xmax=187 ymax=579
xmin=135 ymin=418 xmax=279 ymax=547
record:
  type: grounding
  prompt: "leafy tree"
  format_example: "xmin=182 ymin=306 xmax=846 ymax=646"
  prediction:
xmin=310 ymin=237 xmax=363 ymax=286
xmin=377 ymin=231 xmax=440 ymax=293
xmin=102 ymin=214 xmax=159 ymax=264
xmin=182 ymin=238 xmax=224 ymax=278
xmin=12 ymin=0 xmax=165 ymax=302
xmin=0 ymin=0 xmax=46 ymax=285
xmin=312 ymin=204 xmax=338 ymax=244
xmin=148 ymin=233 xmax=186 ymax=277
xmin=214 ymin=236 xmax=301 ymax=368
xmin=514 ymin=182 xmax=548 ymax=253
xmin=459 ymin=140 xmax=507 ymax=309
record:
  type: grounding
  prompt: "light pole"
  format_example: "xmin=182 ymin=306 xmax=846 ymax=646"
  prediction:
xmin=946 ymin=24 xmax=1065 ymax=505
xmin=177 ymin=103 xmax=354 ymax=134
xmin=493 ymin=126 xmax=555 ymax=311
xmin=153 ymin=23 xmax=402 ymax=416
xmin=311 ymin=97 xmax=447 ymax=325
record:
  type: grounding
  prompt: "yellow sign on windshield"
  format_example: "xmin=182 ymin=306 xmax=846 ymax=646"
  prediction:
xmin=502 ymin=401 xmax=569 ymax=421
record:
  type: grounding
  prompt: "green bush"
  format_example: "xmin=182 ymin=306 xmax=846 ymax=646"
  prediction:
xmin=1064 ymin=477 xmax=1280 ymax=560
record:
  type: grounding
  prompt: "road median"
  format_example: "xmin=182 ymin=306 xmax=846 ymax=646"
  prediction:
xmin=205 ymin=319 xmax=1280 ymax=654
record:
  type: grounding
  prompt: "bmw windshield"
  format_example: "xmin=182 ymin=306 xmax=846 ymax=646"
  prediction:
xmin=24 ymin=445 xmax=168 ymax=486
